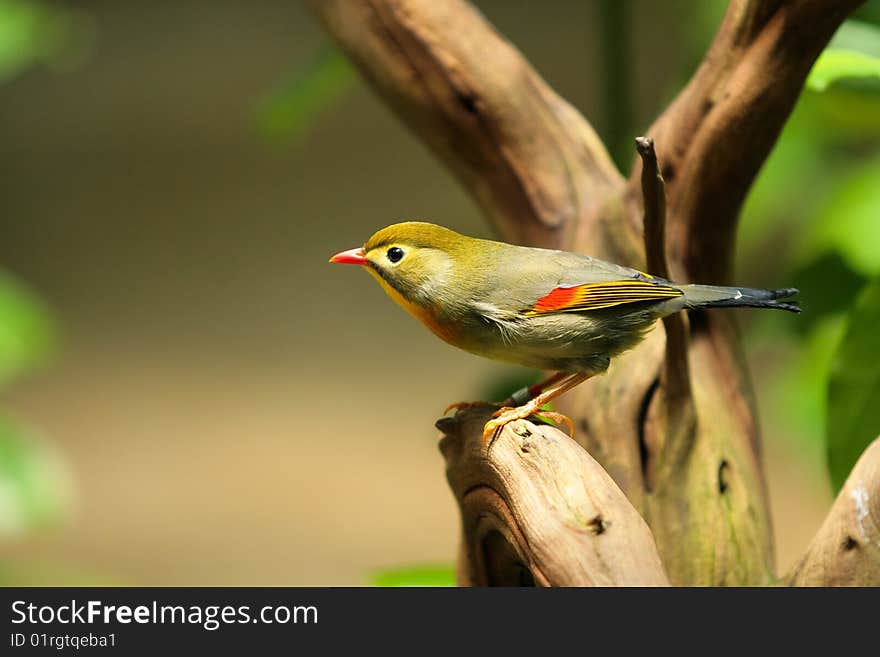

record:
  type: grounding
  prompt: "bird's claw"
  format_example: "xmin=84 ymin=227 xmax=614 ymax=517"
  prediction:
xmin=479 ymin=406 xmax=516 ymax=444
xmin=481 ymin=406 xmax=575 ymax=444
xmin=444 ymin=400 xmax=485 ymax=415
xmin=533 ymin=411 xmax=575 ymax=437
xmin=490 ymin=406 xmax=516 ymax=419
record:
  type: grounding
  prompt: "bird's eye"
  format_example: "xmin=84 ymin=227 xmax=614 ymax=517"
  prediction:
xmin=387 ymin=247 xmax=405 ymax=264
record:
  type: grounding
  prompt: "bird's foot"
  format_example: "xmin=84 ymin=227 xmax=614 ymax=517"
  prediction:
xmin=481 ymin=406 xmax=517 ymax=443
xmin=444 ymin=400 xmax=492 ymax=415
xmin=481 ymin=404 xmax=575 ymax=443
xmin=531 ymin=411 xmax=574 ymax=437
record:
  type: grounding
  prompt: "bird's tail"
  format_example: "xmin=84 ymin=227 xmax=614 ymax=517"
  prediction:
xmin=680 ymin=284 xmax=801 ymax=313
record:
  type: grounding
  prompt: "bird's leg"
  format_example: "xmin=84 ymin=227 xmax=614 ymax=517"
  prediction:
xmin=445 ymin=371 xmax=568 ymax=415
xmin=447 ymin=371 xmax=570 ymax=415
xmin=482 ymin=371 xmax=592 ymax=443
xmin=504 ymin=371 xmax=569 ymax=405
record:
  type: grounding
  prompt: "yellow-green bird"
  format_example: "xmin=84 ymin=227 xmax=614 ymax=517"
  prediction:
xmin=330 ymin=222 xmax=799 ymax=441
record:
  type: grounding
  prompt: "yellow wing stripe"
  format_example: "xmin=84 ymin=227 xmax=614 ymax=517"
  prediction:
xmin=526 ymin=280 xmax=682 ymax=315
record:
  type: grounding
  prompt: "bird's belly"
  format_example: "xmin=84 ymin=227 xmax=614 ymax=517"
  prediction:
xmin=451 ymin=310 xmax=659 ymax=372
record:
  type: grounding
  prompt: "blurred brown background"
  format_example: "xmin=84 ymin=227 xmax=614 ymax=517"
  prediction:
xmin=0 ymin=0 xmax=831 ymax=584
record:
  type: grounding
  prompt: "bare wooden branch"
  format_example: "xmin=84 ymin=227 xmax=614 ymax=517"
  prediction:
xmin=308 ymin=0 xmax=622 ymax=250
xmin=636 ymin=137 xmax=671 ymax=282
xmin=788 ymin=437 xmax=880 ymax=586
xmin=438 ymin=406 xmax=669 ymax=586
xmin=643 ymin=0 xmax=864 ymax=283
xmin=635 ymin=137 xmax=695 ymax=488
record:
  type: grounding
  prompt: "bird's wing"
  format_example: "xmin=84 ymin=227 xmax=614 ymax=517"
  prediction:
xmin=523 ymin=279 xmax=683 ymax=315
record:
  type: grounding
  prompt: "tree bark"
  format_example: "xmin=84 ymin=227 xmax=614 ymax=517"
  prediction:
xmin=787 ymin=437 xmax=880 ymax=586
xmin=311 ymin=0 xmax=866 ymax=586
xmin=438 ymin=406 xmax=669 ymax=586
xmin=642 ymin=0 xmax=865 ymax=284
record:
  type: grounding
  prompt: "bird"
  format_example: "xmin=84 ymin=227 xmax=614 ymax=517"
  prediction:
xmin=330 ymin=221 xmax=799 ymax=443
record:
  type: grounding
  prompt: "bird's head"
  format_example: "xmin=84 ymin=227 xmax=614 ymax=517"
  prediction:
xmin=329 ymin=222 xmax=468 ymax=308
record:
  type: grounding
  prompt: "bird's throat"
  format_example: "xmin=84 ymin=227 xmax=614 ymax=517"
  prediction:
xmin=365 ymin=267 xmax=457 ymax=345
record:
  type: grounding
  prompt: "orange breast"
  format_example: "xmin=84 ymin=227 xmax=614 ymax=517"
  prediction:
xmin=368 ymin=270 xmax=459 ymax=346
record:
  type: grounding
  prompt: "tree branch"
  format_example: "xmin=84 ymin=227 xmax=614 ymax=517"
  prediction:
xmin=643 ymin=0 xmax=864 ymax=283
xmin=636 ymin=137 xmax=672 ymax=282
xmin=639 ymin=321 xmax=775 ymax=585
xmin=634 ymin=138 xmax=697 ymax=491
xmin=788 ymin=437 xmax=880 ymax=586
xmin=438 ymin=406 xmax=669 ymax=586
xmin=308 ymin=0 xmax=623 ymax=249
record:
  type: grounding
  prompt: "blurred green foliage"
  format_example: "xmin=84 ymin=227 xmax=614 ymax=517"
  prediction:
xmin=0 ymin=560 xmax=117 ymax=587
xmin=0 ymin=0 xmax=92 ymax=83
xmin=370 ymin=565 xmax=455 ymax=587
xmin=854 ymin=1 xmax=880 ymax=26
xmin=0 ymin=414 xmax=70 ymax=540
xmin=808 ymin=156 xmax=880 ymax=276
xmin=808 ymin=21 xmax=880 ymax=93
xmin=788 ymin=253 xmax=866 ymax=333
xmin=808 ymin=49 xmax=880 ymax=93
xmin=0 ymin=274 xmax=70 ymax=595
xmin=827 ymin=282 xmax=880 ymax=490
xmin=255 ymin=43 xmax=356 ymax=145
xmin=0 ymin=270 xmax=55 ymax=387
xmin=0 ymin=269 xmax=66 ymax=543
xmin=0 ymin=0 xmax=74 ymax=576
xmin=479 ymin=369 xmax=542 ymax=405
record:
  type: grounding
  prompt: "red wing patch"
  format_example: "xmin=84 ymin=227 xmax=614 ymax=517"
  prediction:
xmin=526 ymin=280 xmax=682 ymax=315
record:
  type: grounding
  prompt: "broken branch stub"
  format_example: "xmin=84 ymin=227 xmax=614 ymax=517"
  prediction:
xmin=636 ymin=137 xmax=696 ymax=488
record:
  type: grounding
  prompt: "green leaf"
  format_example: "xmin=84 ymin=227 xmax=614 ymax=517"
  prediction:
xmin=807 ymin=85 xmax=880 ymax=139
xmin=807 ymin=49 xmax=880 ymax=93
xmin=738 ymin=99 xmax=824 ymax=261
xmin=807 ymin=20 xmax=880 ymax=93
xmin=369 ymin=565 xmax=455 ymax=587
xmin=764 ymin=315 xmax=846 ymax=459
xmin=0 ymin=415 xmax=72 ymax=539
xmin=829 ymin=18 xmax=880 ymax=58
xmin=255 ymin=44 xmax=355 ymax=145
xmin=827 ymin=281 xmax=880 ymax=491
xmin=789 ymin=252 xmax=868 ymax=334
xmin=0 ymin=0 xmax=43 ymax=81
xmin=0 ymin=269 xmax=56 ymax=386
xmin=0 ymin=0 xmax=89 ymax=84
xmin=805 ymin=155 xmax=880 ymax=277
xmin=852 ymin=0 xmax=880 ymax=28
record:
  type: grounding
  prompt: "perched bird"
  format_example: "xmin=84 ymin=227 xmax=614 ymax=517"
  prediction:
xmin=330 ymin=222 xmax=799 ymax=442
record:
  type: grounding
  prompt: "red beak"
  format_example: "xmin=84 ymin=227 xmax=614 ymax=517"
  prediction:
xmin=329 ymin=247 xmax=367 ymax=265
